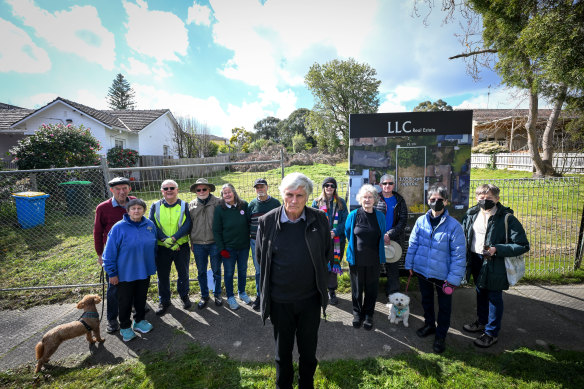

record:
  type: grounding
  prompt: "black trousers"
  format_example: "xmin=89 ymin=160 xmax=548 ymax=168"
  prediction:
xmin=350 ymin=264 xmax=380 ymax=318
xmin=270 ymin=294 xmax=321 ymax=389
xmin=118 ymin=277 xmax=150 ymax=329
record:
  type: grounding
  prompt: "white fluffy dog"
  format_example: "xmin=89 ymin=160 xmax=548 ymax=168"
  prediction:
xmin=387 ymin=292 xmax=410 ymax=327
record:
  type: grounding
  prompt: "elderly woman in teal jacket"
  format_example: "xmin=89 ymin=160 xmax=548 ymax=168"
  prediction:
xmin=344 ymin=184 xmax=387 ymax=331
xmin=405 ymin=184 xmax=466 ymax=354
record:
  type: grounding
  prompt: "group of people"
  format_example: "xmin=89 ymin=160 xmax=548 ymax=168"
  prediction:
xmin=94 ymin=171 xmax=529 ymax=388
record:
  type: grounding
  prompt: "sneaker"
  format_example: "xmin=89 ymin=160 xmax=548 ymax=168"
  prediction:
xmin=181 ymin=295 xmax=192 ymax=310
xmin=328 ymin=291 xmax=339 ymax=306
xmin=106 ymin=320 xmax=119 ymax=334
xmin=463 ymin=320 xmax=486 ymax=333
xmin=252 ymin=298 xmax=260 ymax=312
xmin=120 ymin=328 xmax=137 ymax=342
xmin=227 ymin=296 xmax=240 ymax=310
xmin=363 ymin=315 xmax=373 ymax=331
xmin=433 ymin=337 xmax=446 ymax=354
xmin=239 ymin=292 xmax=252 ymax=305
xmin=474 ymin=333 xmax=498 ymax=348
xmin=198 ymin=296 xmax=209 ymax=310
xmin=214 ymin=295 xmax=223 ymax=307
xmin=132 ymin=320 xmax=153 ymax=334
xmin=155 ymin=302 xmax=170 ymax=316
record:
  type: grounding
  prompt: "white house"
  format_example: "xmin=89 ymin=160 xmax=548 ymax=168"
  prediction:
xmin=0 ymin=97 xmax=180 ymax=162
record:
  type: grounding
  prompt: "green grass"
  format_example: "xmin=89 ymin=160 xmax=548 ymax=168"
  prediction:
xmin=1 ymin=344 xmax=582 ymax=388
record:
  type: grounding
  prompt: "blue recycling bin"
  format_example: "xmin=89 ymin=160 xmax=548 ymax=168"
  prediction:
xmin=12 ymin=192 xmax=50 ymax=229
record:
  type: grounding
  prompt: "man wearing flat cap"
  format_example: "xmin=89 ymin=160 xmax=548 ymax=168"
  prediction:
xmin=248 ymin=178 xmax=280 ymax=311
xmin=188 ymin=178 xmax=223 ymax=309
xmin=94 ymin=176 xmax=136 ymax=334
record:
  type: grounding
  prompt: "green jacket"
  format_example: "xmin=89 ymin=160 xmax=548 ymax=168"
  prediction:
xmin=462 ymin=203 xmax=530 ymax=291
xmin=212 ymin=200 xmax=250 ymax=251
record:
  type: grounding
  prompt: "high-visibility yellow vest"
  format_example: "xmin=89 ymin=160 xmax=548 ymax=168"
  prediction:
xmin=153 ymin=200 xmax=189 ymax=246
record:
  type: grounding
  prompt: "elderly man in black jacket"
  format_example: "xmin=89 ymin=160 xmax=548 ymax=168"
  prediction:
xmin=256 ymin=172 xmax=332 ymax=389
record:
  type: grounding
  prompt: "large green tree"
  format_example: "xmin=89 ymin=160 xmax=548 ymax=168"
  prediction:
xmin=253 ymin=116 xmax=281 ymax=142
xmin=277 ymin=108 xmax=313 ymax=147
xmin=421 ymin=0 xmax=584 ymax=176
xmin=107 ymin=73 xmax=136 ymax=110
xmin=413 ymin=99 xmax=453 ymax=112
xmin=229 ymin=127 xmax=253 ymax=153
xmin=305 ymin=58 xmax=381 ymax=152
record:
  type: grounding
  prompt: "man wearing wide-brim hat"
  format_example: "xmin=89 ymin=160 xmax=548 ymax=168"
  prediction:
xmin=188 ymin=178 xmax=223 ymax=309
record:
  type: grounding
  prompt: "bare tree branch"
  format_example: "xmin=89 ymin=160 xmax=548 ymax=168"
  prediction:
xmin=449 ymin=49 xmax=498 ymax=60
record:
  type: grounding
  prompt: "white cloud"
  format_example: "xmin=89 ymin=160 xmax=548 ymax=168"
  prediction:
xmin=0 ymin=18 xmax=50 ymax=73
xmin=186 ymin=1 xmax=211 ymax=26
xmin=76 ymin=89 xmax=108 ymax=110
xmin=122 ymin=57 xmax=152 ymax=76
xmin=6 ymin=0 xmax=115 ymax=70
xmin=123 ymin=0 xmax=188 ymax=63
xmin=454 ymin=87 xmax=534 ymax=110
xmin=379 ymin=85 xmax=423 ymax=113
xmin=16 ymin=93 xmax=58 ymax=109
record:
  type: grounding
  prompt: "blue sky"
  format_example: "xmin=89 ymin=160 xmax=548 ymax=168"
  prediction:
xmin=0 ymin=0 xmax=526 ymax=138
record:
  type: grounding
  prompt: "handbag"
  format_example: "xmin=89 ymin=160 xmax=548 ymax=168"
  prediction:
xmin=503 ymin=213 xmax=525 ymax=286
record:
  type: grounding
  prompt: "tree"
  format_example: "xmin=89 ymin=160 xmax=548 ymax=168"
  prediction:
xmin=229 ymin=127 xmax=253 ymax=153
xmin=305 ymin=58 xmax=381 ymax=152
xmin=413 ymin=99 xmax=453 ymax=112
xmin=174 ymin=117 xmax=217 ymax=158
xmin=417 ymin=0 xmax=584 ymax=176
xmin=278 ymin=108 xmax=314 ymax=148
xmin=107 ymin=73 xmax=136 ymax=110
xmin=292 ymin=133 xmax=308 ymax=153
xmin=9 ymin=123 xmax=101 ymax=169
xmin=253 ymin=116 xmax=281 ymax=142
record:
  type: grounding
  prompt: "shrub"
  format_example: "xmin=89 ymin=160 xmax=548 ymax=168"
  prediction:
xmin=292 ymin=133 xmax=307 ymax=153
xmin=249 ymin=139 xmax=276 ymax=152
xmin=9 ymin=123 xmax=101 ymax=169
xmin=106 ymin=146 xmax=140 ymax=168
xmin=218 ymin=144 xmax=230 ymax=154
xmin=472 ymin=141 xmax=508 ymax=154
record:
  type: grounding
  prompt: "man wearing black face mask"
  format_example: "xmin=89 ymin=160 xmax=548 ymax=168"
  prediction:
xmin=461 ymin=184 xmax=529 ymax=348
xmin=404 ymin=184 xmax=466 ymax=354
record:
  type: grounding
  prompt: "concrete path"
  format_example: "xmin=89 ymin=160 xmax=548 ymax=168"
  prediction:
xmin=1 ymin=284 xmax=583 ymax=372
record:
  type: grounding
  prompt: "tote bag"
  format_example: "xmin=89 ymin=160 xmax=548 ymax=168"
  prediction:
xmin=504 ymin=213 xmax=525 ymax=286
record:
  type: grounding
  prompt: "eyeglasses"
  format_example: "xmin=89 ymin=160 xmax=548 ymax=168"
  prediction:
xmin=429 ymin=198 xmax=445 ymax=203
xmin=196 ymin=188 xmax=208 ymax=192
xmin=162 ymin=187 xmax=176 ymax=191
xmin=381 ymin=182 xmax=394 ymax=186
xmin=324 ymin=184 xmax=336 ymax=189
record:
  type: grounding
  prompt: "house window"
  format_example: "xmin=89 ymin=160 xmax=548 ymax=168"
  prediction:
xmin=163 ymin=145 xmax=170 ymax=157
xmin=114 ymin=139 xmax=125 ymax=148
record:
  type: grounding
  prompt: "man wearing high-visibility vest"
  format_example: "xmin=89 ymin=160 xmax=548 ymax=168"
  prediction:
xmin=149 ymin=179 xmax=193 ymax=316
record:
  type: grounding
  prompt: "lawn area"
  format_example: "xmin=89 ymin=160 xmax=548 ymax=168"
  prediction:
xmin=1 ymin=344 xmax=582 ymax=388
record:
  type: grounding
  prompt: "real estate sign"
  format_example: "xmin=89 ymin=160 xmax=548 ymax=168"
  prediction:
xmin=348 ymin=111 xmax=473 ymax=229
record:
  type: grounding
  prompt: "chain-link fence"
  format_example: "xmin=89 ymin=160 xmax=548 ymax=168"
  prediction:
xmin=0 ymin=159 xmax=582 ymax=305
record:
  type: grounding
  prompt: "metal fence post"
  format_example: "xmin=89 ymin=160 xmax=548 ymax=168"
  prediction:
xmin=280 ymin=149 xmax=285 ymax=179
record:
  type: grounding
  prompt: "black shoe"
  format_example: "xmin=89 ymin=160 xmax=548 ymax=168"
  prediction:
xmin=252 ymin=298 xmax=260 ymax=311
xmin=416 ymin=324 xmax=436 ymax=338
xmin=352 ymin=314 xmax=363 ymax=329
xmin=474 ymin=333 xmax=498 ymax=348
xmin=363 ymin=315 xmax=373 ymax=331
xmin=328 ymin=291 xmax=339 ymax=306
xmin=181 ymin=295 xmax=192 ymax=310
xmin=155 ymin=302 xmax=170 ymax=316
xmin=214 ymin=295 xmax=223 ymax=307
xmin=197 ymin=296 xmax=209 ymax=310
xmin=463 ymin=320 xmax=486 ymax=333
xmin=106 ymin=320 xmax=119 ymax=334
xmin=433 ymin=337 xmax=446 ymax=354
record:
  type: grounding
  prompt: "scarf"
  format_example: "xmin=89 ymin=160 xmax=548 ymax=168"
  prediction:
xmin=319 ymin=198 xmax=342 ymax=274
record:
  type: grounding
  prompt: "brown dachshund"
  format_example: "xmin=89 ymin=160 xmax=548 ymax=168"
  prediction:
xmin=35 ymin=294 xmax=105 ymax=373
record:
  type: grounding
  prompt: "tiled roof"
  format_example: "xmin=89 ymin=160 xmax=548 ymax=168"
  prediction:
xmin=467 ymin=109 xmax=554 ymax=123
xmin=106 ymin=109 xmax=169 ymax=131
xmin=57 ymin=98 xmax=125 ymax=129
xmin=0 ymin=102 xmax=23 ymax=109
xmin=0 ymin=109 xmax=34 ymax=131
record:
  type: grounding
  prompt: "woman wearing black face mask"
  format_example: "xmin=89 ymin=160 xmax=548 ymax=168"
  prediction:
xmin=404 ymin=184 xmax=466 ymax=354
xmin=461 ymin=184 xmax=529 ymax=348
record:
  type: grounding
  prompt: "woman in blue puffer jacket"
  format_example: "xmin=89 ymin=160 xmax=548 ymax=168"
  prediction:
xmin=405 ymin=184 xmax=466 ymax=354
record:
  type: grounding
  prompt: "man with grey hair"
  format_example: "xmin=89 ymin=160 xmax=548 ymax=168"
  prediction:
xmin=149 ymin=179 xmax=192 ymax=316
xmin=256 ymin=172 xmax=332 ymax=388
xmin=375 ymin=173 xmax=408 ymax=298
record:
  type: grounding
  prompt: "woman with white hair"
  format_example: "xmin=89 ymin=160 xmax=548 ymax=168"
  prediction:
xmin=344 ymin=184 xmax=387 ymax=331
xmin=256 ymin=172 xmax=332 ymax=388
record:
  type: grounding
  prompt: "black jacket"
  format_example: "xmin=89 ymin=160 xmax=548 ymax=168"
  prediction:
xmin=375 ymin=190 xmax=408 ymax=243
xmin=462 ymin=203 xmax=530 ymax=290
xmin=256 ymin=206 xmax=332 ymax=323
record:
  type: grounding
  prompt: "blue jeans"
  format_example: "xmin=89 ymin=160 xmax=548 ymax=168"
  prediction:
xmin=250 ymin=239 xmax=260 ymax=296
xmin=476 ymin=287 xmax=504 ymax=337
xmin=222 ymin=247 xmax=249 ymax=298
xmin=105 ymin=273 xmax=118 ymax=322
xmin=192 ymin=243 xmax=222 ymax=298
xmin=417 ymin=275 xmax=452 ymax=340
xmin=155 ymin=244 xmax=191 ymax=304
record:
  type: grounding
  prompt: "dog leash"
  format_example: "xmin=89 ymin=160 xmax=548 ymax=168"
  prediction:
xmin=411 ymin=271 xmax=456 ymax=295
xmin=405 ymin=272 xmax=412 ymax=292
xmin=99 ymin=267 xmax=105 ymax=323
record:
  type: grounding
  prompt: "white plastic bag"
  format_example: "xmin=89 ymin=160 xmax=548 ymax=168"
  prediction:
xmin=504 ymin=214 xmax=525 ymax=286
